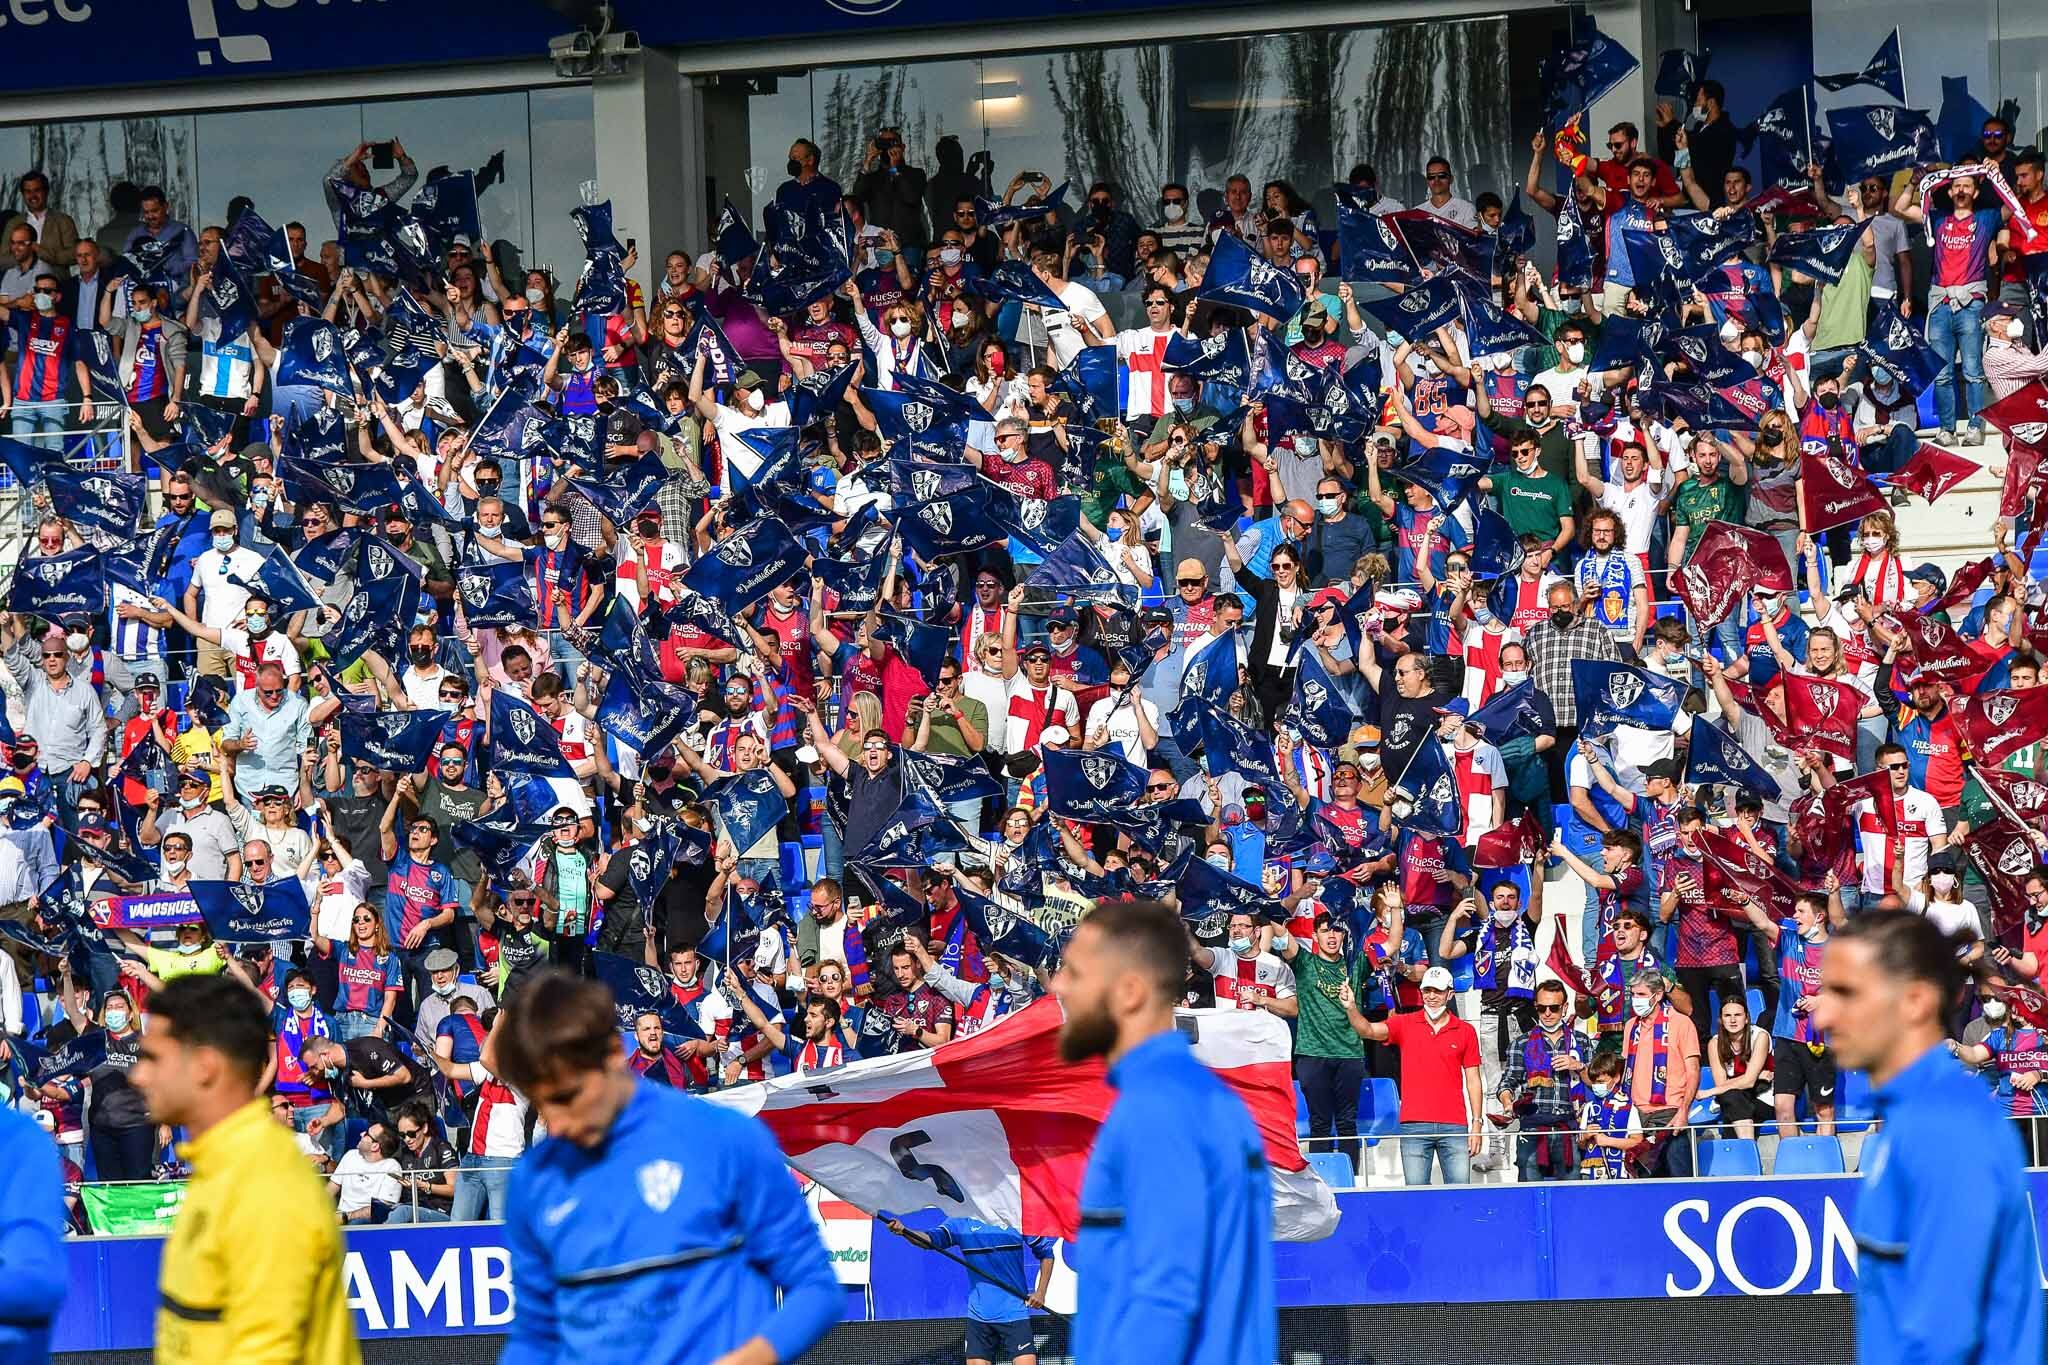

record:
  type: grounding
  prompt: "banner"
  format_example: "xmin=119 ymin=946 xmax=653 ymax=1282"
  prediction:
xmin=93 ymin=892 xmax=204 ymax=930
xmin=80 ymin=1182 xmax=186 ymax=1237
xmin=189 ymin=877 xmax=312 ymax=941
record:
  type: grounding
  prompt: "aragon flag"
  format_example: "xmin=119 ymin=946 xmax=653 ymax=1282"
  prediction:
xmin=704 ymin=998 xmax=1340 ymax=1242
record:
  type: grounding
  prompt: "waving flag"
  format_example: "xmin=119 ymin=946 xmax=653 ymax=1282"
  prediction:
xmin=704 ymin=768 xmax=788 ymax=859
xmin=1555 ymin=195 xmax=1595 ymax=290
xmin=1195 ymin=230 xmax=1306 ymax=321
xmin=683 ymin=303 xmax=742 ymax=387
xmin=1497 ymin=189 xmax=1536 ymax=257
xmin=1685 ymin=718 xmax=1780 ymax=794
xmin=1391 ymin=211 xmax=1493 ymax=283
xmin=593 ymin=950 xmax=704 ymax=1040
xmin=1816 ymin=29 xmax=1904 ymax=100
xmin=1393 ymin=442 xmax=1487 ymax=512
xmin=1162 ymin=327 xmax=1253 ymax=389
xmin=1858 ymin=301 xmax=1944 ymax=396
xmin=1573 ymin=659 xmax=1685 ymax=734
xmin=1468 ymin=506 xmax=1525 ymax=581
xmin=453 ymin=560 xmax=536 ymax=628
xmin=1981 ymin=380 xmax=2048 ymax=453
xmin=1184 ymin=698 xmax=1283 ymax=788
xmin=189 ymin=878 xmax=312 ymax=942
xmin=1163 ymin=844 xmax=1280 ymax=926
xmin=971 ymin=180 xmax=1069 ymax=230
xmin=1041 ymin=744 xmax=1150 ymax=826
xmin=1023 ymin=532 xmax=1139 ymax=613
xmin=1540 ymin=16 xmax=1640 ymax=135
xmin=1360 ymin=276 xmax=1462 ymax=342
xmin=1959 ymin=819 xmax=2040 ymax=943
xmin=453 ymin=807 xmax=553 ymax=877
xmin=681 ymin=515 xmax=808 ymax=616
xmin=1665 ymin=210 xmax=1760 ymax=286
xmin=786 ymin=360 xmax=859 ymax=429
xmin=622 ymin=818 xmax=713 ymax=912
xmin=1960 ymin=689 xmax=2048 ymax=768
xmin=1334 ymin=199 xmax=1416 ymax=284
xmin=339 ymin=708 xmax=450 ymax=773
xmin=488 ymin=690 xmax=574 ymax=778
xmin=195 ymin=255 xmax=256 ymax=345
xmin=1388 ymin=735 xmax=1463 ymax=838
xmin=1798 ymin=448 xmax=1889 ymax=532
xmin=873 ymin=610 xmax=950 ymax=688
xmin=0 ymin=434 xmax=64 ymax=487
xmin=1825 ymin=105 xmax=1939 ymax=182
xmin=899 ymin=748 xmax=1007 ymax=809
xmin=1671 ymin=519 xmax=1793 ymax=626
xmin=8 ymin=547 xmax=105 ymax=619
xmin=1885 ymin=443 xmax=1980 ymax=503
xmin=1779 ymin=674 xmax=1862 ymax=763
xmin=1767 ymin=216 xmax=1876 ymax=284
xmin=863 ymin=374 xmax=986 ymax=442
xmin=41 ymin=466 xmax=144 ymax=536
xmin=276 ymin=318 xmax=354 ymax=395
xmin=1657 ymin=325 xmax=1757 ymax=388
xmin=969 ymin=260 xmax=1065 ymax=310
xmin=1461 ymin=293 xmax=1546 ymax=360
xmin=1656 ymin=47 xmax=1711 ymax=98
xmin=1291 ymin=646 xmax=1359 ymax=750
xmin=1468 ymin=678 xmax=1547 ymax=744
xmin=469 ymin=376 xmax=560 ymax=461
xmin=410 ymin=170 xmax=481 ymax=251
xmin=568 ymin=450 xmax=670 ymax=528
xmin=709 ymin=998 xmax=1337 ymax=1238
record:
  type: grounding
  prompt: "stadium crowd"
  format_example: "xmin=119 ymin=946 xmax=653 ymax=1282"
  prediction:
xmin=1 ymin=49 xmax=2047 ymax=1256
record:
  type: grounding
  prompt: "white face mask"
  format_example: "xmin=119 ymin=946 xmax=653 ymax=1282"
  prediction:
xmin=524 ymin=287 xmax=545 ymax=305
xmin=1163 ymin=202 xmax=1186 ymax=222
xmin=1931 ymin=871 xmax=1959 ymax=894
xmin=890 ymin=319 xmax=914 ymax=339
xmin=1861 ymin=535 xmax=1887 ymax=555
xmin=938 ymin=247 xmax=963 ymax=267
xmin=1984 ymin=1000 xmax=2010 ymax=1022
xmin=1589 ymin=1081 xmax=1614 ymax=1098
xmin=1316 ymin=496 xmax=1340 ymax=515
xmin=1630 ymin=996 xmax=1655 ymax=1019
xmin=1423 ymin=1001 xmax=1449 ymax=1022
xmin=64 ymin=631 xmax=88 ymax=652
xmin=162 ymin=857 xmax=186 ymax=876
xmin=103 ymin=1010 xmax=130 ymax=1032
xmin=133 ymin=302 xmax=154 ymax=321
xmin=543 ymin=531 xmax=566 ymax=551
xmin=32 ymin=291 xmax=54 ymax=313
xmin=1563 ymin=342 xmax=1586 ymax=365
xmin=1228 ymin=935 xmax=1253 ymax=955
xmin=1499 ymin=669 xmax=1529 ymax=688
xmin=1492 ymin=907 xmax=1519 ymax=927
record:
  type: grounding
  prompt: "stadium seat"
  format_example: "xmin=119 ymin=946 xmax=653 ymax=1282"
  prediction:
xmin=1361 ymin=1078 xmax=1401 ymax=1137
xmin=1294 ymin=1084 xmax=1311 ymax=1138
xmin=1698 ymin=1138 xmax=1763 ymax=1176
xmin=1307 ymin=1150 xmax=1356 ymax=1191
xmin=1686 ymin=1097 xmax=1719 ymax=1127
xmin=1745 ymin=988 xmax=1765 ymax=1025
xmin=1834 ymin=1068 xmax=1877 ymax=1134
xmin=1773 ymin=1135 xmax=1846 ymax=1175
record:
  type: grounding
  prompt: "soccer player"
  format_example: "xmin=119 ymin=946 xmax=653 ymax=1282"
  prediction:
xmin=1815 ymin=912 xmax=2044 ymax=1363
xmin=0 ymin=1102 xmax=66 ymax=1359
xmin=1053 ymin=899 xmax=1274 ymax=1364
xmin=496 ymin=969 xmax=840 ymax=1364
xmin=132 ymin=974 xmax=358 ymax=1364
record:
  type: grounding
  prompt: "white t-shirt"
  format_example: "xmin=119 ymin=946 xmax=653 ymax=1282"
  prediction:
xmin=711 ymin=401 xmax=792 ymax=448
xmin=1853 ymin=787 xmax=1947 ymax=894
xmin=1597 ymin=479 xmax=1662 ymax=559
xmin=1419 ymin=196 xmax=1480 ymax=230
xmin=1043 ymin=280 xmax=1108 ymax=368
xmin=1085 ymin=694 xmax=1160 ymax=766
xmin=1197 ymin=945 xmax=1297 ymax=1009
xmin=1529 ymin=365 xmax=1587 ymax=415
xmin=1908 ymin=889 xmax=1980 ymax=941
xmin=190 ymin=546 xmax=268 ymax=630
xmin=330 ymin=1150 xmax=402 ymax=1214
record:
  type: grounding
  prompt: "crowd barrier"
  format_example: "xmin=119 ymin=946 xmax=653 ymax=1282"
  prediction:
xmin=54 ymin=1170 xmax=2048 ymax=1352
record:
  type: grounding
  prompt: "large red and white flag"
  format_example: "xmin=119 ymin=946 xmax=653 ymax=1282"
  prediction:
xmin=706 ymin=998 xmax=1341 ymax=1242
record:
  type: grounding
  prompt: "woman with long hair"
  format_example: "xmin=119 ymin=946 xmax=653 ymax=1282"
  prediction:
xmin=1221 ymin=537 xmax=1310 ymax=723
xmin=1702 ymin=996 xmax=1774 ymax=1140
xmin=58 ymin=990 xmax=159 ymax=1183
xmin=314 ymin=897 xmax=401 ymax=1043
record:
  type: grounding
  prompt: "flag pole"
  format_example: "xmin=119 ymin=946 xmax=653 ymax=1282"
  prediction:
xmin=868 ymin=1205 xmax=1072 ymax=1320
xmin=1801 ymin=85 xmax=1815 ymax=176
xmin=1894 ymin=29 xmax=1906 ymax=107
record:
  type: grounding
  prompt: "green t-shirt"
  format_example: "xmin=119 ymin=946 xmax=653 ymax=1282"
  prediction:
xmin=1490 ymin=467 xmax=1573 ymax=541
xmin=1812 ymin=250 xmax=1874 ymax=352
xmin=1494 ymin=416 xmax=1576 ymax=489
xmin=1292 ymin=950 xmax=1369 ymax=1059
xmin=1083 ymin=459 xmax=1146 ymax=529
xmin=1669 ymin=475 xmax=1746 ymax=555
xmin=922 ymin=695 xmax=990 ymax=758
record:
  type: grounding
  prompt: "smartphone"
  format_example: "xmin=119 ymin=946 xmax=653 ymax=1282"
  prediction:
xmin=626 ymin=236 xmax=637 ymax=255
xmin=370 ymin=141 xmax=395 ymax=170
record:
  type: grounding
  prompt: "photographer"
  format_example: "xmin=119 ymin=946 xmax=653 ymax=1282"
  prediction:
xmin=850 ymin=128 xmax=930 ymax=267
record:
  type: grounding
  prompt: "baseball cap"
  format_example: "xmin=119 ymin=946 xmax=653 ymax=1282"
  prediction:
xmin=1045 ymin=605 xmax=1079 ymax=626
xmin=1040 ymin=725 xmax=1071 ymax=746
xmin=1420 ymin=965 xmax=1454 ymax=991
xmin=0 ymin=777 xmax=26 ymax=799
xmin=1303 ymin=297 xmax=1330 ymax=323
xmin=733 ymin=368 xmax=767 ymax=392
xmin=76 ymin=811 xmax=110 ymax=831
xmin=1140 ymin=607 xmax=1173 ymax=628
xmin=256 ymin=785 xmax=291 ymax=801
xmin=1985 ymin=301 xmax=2022 ymax=323
xmin=1020 ymin=641 xmax=1051 ymax=659
xmin=423 ymin=947 xmax=460 ymax=973
xmin=1905 ymin=563 xmax=1947 ymax=592
xmin=1435 ymin=698 xmax=1471 ymax=720
xmin=134 ymin=669 xmax=161 ymax=688
xmin=1642 ymin=758 xmax=1683 ymax=784
xmin=177 ymin=767 xmax=210 ymax=788
xmin=208 ymin=509 xmax=237 ymax=530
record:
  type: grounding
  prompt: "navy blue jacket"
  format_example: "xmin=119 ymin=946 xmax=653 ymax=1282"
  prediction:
xmin=1074 ymin=1029 xmax=1274 ymax=1364
xmin=0 ymin=1104 xmax=67 ymax=1361
xmin=1854 ymin=1043 xmax=2045 ymax=1364
xmin=502 ymin=1080 xmax=840 ymax=1364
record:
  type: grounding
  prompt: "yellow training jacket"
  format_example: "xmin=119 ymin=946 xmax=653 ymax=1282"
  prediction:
xmin=155 ymin=1097 xmax=361 ymax=1365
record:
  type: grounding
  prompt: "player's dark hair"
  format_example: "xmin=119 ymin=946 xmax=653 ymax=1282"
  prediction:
xmin=151 ymin=975 xmax=270 ymax=1085
xmin=1834 ymin=910 xmax=1974 ymax=1005
xmin=1082 ymin=899 xmax=1189 ymax=1001
xmin=496 ymin=969 xmax=619 ymax=1092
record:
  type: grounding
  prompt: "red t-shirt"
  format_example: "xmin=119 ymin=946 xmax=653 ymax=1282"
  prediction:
xmin=1384 ymin=1009 xmax=1479 ymax=1125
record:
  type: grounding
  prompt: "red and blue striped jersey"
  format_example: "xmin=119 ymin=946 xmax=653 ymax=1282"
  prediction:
xmin=9 ymin=313 xmax=76 ymax=402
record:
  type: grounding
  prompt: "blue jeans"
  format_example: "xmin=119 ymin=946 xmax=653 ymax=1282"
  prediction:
xmin=332 ymin=1010 xmax=383 ymax=1043
xmin=1862 ymin=422 xmax=1917 ymax=475
xmin=1927 ymin=298 xmax=1988 ymax=432
xmin=384 ymin=1203 xmax=452 ymax=1224
xmin=1516 ymin=1123 xmax=1577 ymax=1182
xmin=1582 ymin=881 xmax=1603 ymax=968
xmin=9 ymin=398 xmax=66 ymax=451
xmin=452 ymin=1153 xmax=514 ymax=1222
xmin=1400 ymin=1120 xmax=1472 ymax=1185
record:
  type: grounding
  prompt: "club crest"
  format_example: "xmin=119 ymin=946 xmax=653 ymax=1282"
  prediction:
xmin=1987 ymin=696 xmax=2020 ymax=727
xmin=719 ymin=537 xmax=756 ymax=568
xmin=630 ymin=847 xmax=654 ymax=884
xmin=1999 ymin=839 xmax=2035 ymax=877
xmin=1868 ymin=108 xmax=1897 ymax=142
xmin=1081 ymin=755 xmax=1122 ymax=790
xmin=328 ymin=466 xmax=355 ymax=496
xmin=1018 ymin=498 xmax=1048 ymax=531
xmin=1302 ymin=681 xmax=1329 ymax=711
xmin=231 ymin=883 xmax=264 ymax=919
xmin=508 ymin=706 xmax=538 ymax=746
xmin=1605 ymin=673 xmax=1644 ymax=711
xmin=2014 ymin=422 xmax=2048 ymax=446
xmin=460 ymin=573 xmax=491 ymax=607
xmin=919 ymin=501 xmax=954 ymax=535
xmin=902 ymin=401 xmax=935 ymax=434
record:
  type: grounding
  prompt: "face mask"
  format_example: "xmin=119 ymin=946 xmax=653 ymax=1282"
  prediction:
xmin=133 ymin=303 xmax=154 ymax=322
xmin=544 ymin=531 xmax=566 ymax=551
xmin=1931 ymin=871 xmax=1959 ymax=894
xmin=1500 ymin=669 xmax=1529 ymax=688
xmin=1301 ymin=325 xmax=1324 ymax=344
xmin=876 ymin=250 xmax=896 ymax=267
xmin=1563 ymin=342 xmax=1586 ymax=365
xmin=1861 ymin=535 xmax=1887 ymax=555
xmin=212 ymin=532 xmax=234 ymax=553
xmin=999 ymin=443 xmax=1027 ymax=464
xmin=64 ymin=630 xmax=88 ymax=652
xmin=409 ymin=646 xmax=434 ymax=666
xmin=1228 ymin=935 xmax=1253 ymax=955
xmin=1984 ymin=1000 xmax=2010 ymax=1022
xmin=1589 ymin=1081 xmax=1614 ymax=1099
xmin=1492 ymin=907 xmax=1519 ymax=927
xmin=250 ymin=489 xmax=271 ymax=512
xmin=1549 ymin=608 xmax=1575 ymax=630
xmin=432 ymin=981 xmax=455 ymax=998
xmin=1316 ymin=496 xmax=1340 ymax=516
xmin=1206 ymin=854 xmax=1232 ymax=872
xmin=1630 ymin=996 xmax=1655 ymax=1019
xmin=1169 ymin=396 xmax=1196 ymax=415
xmin=1423 ymin=1001 xmax=1448 ymax=1022
xmin=524 ymin=287 xmax=545 ymax=305
xmin=103 ymin=1010 xmax=130 ymax=1032
xmin=176 ymin=940 xmax=204 ymax=956
xmin=245 ymin=613 xmax=268 ymax=636
xmin=288 ymin=988 xmax=313 ymax=1011
xmin=1817 ymin=391 xmax=1841 ymax=410
xmin=180 ymin=789 xmax=205 ymax=809
xmin=939 ymin=246 xmax=963 ymax=267
xmin=1870 ymin=368 xmax=1893 ymax=388
xmin=1106 ymin=525 xmax=1124 ymax=543
xmin=786 ymin=158 xmax=804 ymax=177
xmin=890 ymin=319 xmax=914 ymax=339
xmin=162 ymin=857 xmax=186 ymax=876
xmin=33 ymin=291 xmax=54 ymax=313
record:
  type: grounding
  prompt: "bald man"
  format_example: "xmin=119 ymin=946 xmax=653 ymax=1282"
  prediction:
xmin=1234 ymin=498 xmax=1322 ymax=583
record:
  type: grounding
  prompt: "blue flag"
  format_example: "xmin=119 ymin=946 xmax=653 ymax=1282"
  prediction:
xmin=1572 ymin=659 xmax=1686 ymax=735
xmin=1393 ymin=442 xmax=1488 ymax=513
xmin=410 ymin=170 xmax=481 ymax=252
xmin=339 ymin=708 xmax=449 ymax=773
xmin=1388 ymin=735 xmax=1463 ymax=838
xmin=1686 ymin=718 xmax=1780 ymax=794
xmin=195 ymin=255 xmax=256 ymax=346
xmin=1556 ymin=195 xmax=1596 ymax=290
xmin=1334 ymin=197 xmax=1417 ymax=284
xmin=1291 ymin=646 xmax=1359 ymax=750
xmin=453 ymin=560 xmax=536 ymax=629
xmin=1540 ymin=17 xmax=1641 ymax=135
xmin=624 ymin=819 xmax=713 ymax=911
xmin=592 ymin=950 xmax=703 ymax=1040
xmin=785 ymin=361 xmax=859 ymax=429
xmin=1161 ymin=326 xmax=1254 ymax=390
xmin=1744 ymin=86 xmax=1819 ymax=190
xmin=1361 ymin=276 xmax=1463 ymax=341
xmin=991 ymin=489 xmax=1080 ymax=560
xmin=1934 ymin=76 xmax=2013 ymax=164
xmin=1825 ymin=105 xmax=1939 ymax=182
xmin=1055 ymin=343 xmax=1120 ymax=425
xmin=1468 ymin=678 xmax=1548 ymax=744
xmin=1460 ymin=291 xmax=1548 ymax=359
xmin=1656 ymin=47 xmax=1711 ymax=99
xmin=1619 ymin=229 xmax=1686 ymax=316
xmin=1497 ymin=189 xmax=1536 ymax=258
xmin=703 ymin=768 xmax=788 ymax=860
xmin=33 ymin=1029 xmax=108 ymax=1084
xmin=1859 ymin=301 xmax=1944 ymax=396
xmin=8 ymin=547 xmax=105 ymax=620
xmin=1658 ymin=325 xmax=1759 ymax=388
xmin=1663 ymin=209 xmax=1760 ymax=285
xmin=189 ymin=878 xmax=311 ymax=942
xmin=1177 ymin=628 xmax=1243 ymax=715
xmin=714 ymin=198 xmax=760 ymax=269
xmin=41 ymin=466 xmax=144 ymax=536
xmin=0 ymin=435 xmax=63 ymax=488
xmin=1163 ymin=845 xmax=1280 ymax=926
xmin=469 ymin=376 xmax=560 ymax=461
xmin=452 ymin=807 xmax=552 ymax=878
xmin=680 ymin=514 xmax=808 ymax=615
xmin=1468 ymin=506 xmax=1526 ymax=581
xmin=954 ymin=883 xmax=1059 ymax=972
xmin=571 ymin=199 xmax=623 ymax=255
xmin=1023 ymin=531 xmax=1140 ymax=612
xmin=1184 ymin=698 xmax=1283 ymax=788
xmin=276 ymin=318 xmax=353 ymax=395
xmin=1816 ymin=29 xmax=1904 ymax=101
xmin=568 ymin=451 xmax=670 ymax=528
xmin=1589 ymin=313 xmax=1669 ymax=375
xmin=899 ymin=748 xmax=1006 ymax=808
xmin=969 ymin=260 xmax=1066 ymax=310
xmin=487 ymin=690 xmax=574 ymax=778
xmin=873 ymin=610 xmax=951 ymax=688
xmin=596 ymin=671 xmax=697 ymax=760
xmin=682 ymin=304 xmax=741 ymax=388
xmin=1196 ymin=230 xmax=1307 ymax=321
xmin=1393 ymin=211 xmax=1493 ymax=283
xmin=1767 ymin=215 xmax=1876 ymax=284
xmin=1041 ymin=745 xmax=1150 ymax=825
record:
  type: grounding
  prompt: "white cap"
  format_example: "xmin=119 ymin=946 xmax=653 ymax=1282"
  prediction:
xmin=1420 ymin=966 xmax=1454 ymax=992
xmin=1040 ymin=725 xmax=1070 ymax=746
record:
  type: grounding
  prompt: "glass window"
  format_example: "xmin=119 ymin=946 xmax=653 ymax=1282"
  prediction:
xmin=526 ymin=86 xmax=598 ymax=285
xmin=0 ymin=117 xmax=199 ymax=250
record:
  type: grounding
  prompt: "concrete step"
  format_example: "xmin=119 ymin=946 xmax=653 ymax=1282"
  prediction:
xmin=1886 ymin=428 xmax=2009 ymax=577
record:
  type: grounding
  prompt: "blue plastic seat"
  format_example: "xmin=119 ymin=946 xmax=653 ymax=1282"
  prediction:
xmin=1306 ymin=1150 xmax=1356 ymax=1191
xmin=1745 ymin=987 xmax=1766 ymax=1025
xmin=1834 ymin=1068 xmax=1877 ymax=1133
xmin=1294 ymin=1083 xmax=1311 ymax=1138
xmin=1361 ymin=1078 xmax=1401 ymax=1137
xmin=1698 ymin=1138 xmax=1763 ymax=1176
xmin=1687 ymin=1096 xmax=1719 ymax=1127
xmin=1774 ymin=1135 xmax=1846 ymax=1175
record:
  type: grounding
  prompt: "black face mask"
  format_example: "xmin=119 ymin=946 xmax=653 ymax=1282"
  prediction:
xmin=475 ymin=481 xmax=499 ymax=496
xmin=1759 ymin=429 xmax=1784 ymax=448
xmin=1816 ymin=391 xmax=1841 ymax=409
xmin=787 ymin=158 xmax=804 ymax=177
xmin=410 ymin=647 xmax=435 ymax=666
xmin=1549 ymin=608 xmax=1575 ymax=629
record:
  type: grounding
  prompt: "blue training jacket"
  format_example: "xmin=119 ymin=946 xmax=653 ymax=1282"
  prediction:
xmin=0 ymin=1104 xmax=67 ymax=1362
xmin=925 ymin=1217 xmax=1057 ymax=1325
xmin=501 ymin=1081 xmax=841 ymax=1365
xmin=1854 ymin=1043 xmax=2045 ymax=1365
xmin=1073 ymin=1028 xmax=1275 ymax=1365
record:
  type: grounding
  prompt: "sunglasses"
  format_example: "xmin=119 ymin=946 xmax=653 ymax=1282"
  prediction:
xmin=1606 ymin=142 xmax=1629 ymax=152
xmin=1177 ymin=577 xmax=1206 ymax=588
xmin=1426 ymin=172 xmax=1451 ymax=181
xmin=1146 ymin=782 xmax=1175 ymax=794
xmin=1536 ymin=1003 xmax=1566 ymax=1014
xmin=352 ymin=913 xmax=375 ymax=923
xmin=1883 ymin=762 xmax=1910 ymax=771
